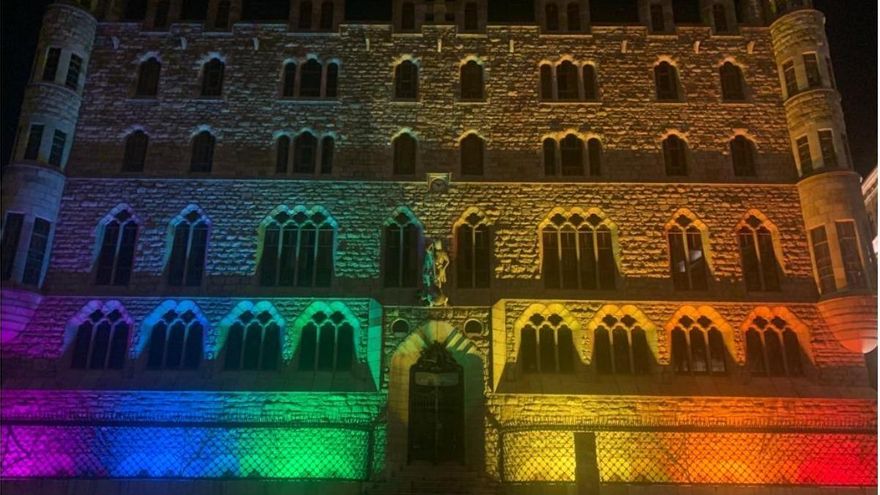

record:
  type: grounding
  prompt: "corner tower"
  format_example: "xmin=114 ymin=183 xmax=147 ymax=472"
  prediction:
xmin=0 ymin=1 xmax=97 ymax=343
xmin=768 ymin=1 xmax=877 ymax=355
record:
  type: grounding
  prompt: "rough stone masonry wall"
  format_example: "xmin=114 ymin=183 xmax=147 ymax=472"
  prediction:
xmin=68 ymin=23 xmax=796 ymax=183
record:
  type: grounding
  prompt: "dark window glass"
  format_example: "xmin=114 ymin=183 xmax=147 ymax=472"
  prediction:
xmin=317 ymin=322 xmax=335 ymax=370
xmin=242 ymin=322 xmax=262 ymax=369
xmin=89 ymin=322 xmax=112 ymax=369
xmin=42 ymin=48 xmax=61 ymax=82
xmin=582 ymin=65 xmax=597 ymax=101
xmin=460 ymin=61 xmax=483 ymax=100
xmin=540 ymin=64 xmax=554 ymax=100
xmin=539 ymin=325 xmax=556 ymax=372
xmin=556 ymin=61 xmax=579 ymax=100
xmin=164 ymin=321 xmax=186 ymax=368
xmin=757 ymin=228 xmax=780 ymax=291
xmin=464 ymin=2 xmax=478 ymax=31
xmin=22 ymin=218 xmax=50 ymax=286
xmin=654 ymin=62 xmax=679 ymax=101
xmin=560 ymin=134 xmax=583 ymax=176
xmin=293 ymin=132 xmax=317 ymax=173
xmin=325 ymin=63 xmax=339 ymax=97
xmin=782 ymin=61 xmax=798 ymax=97
xmin=612 ymin=327 xmax=632 ymax=374
xmin=154 ymin=0 xmax=170 ymax=28
xmin=558 ymin=326 xmax=574 ymax=372
xmin=460 ymin=133 xmax=484 ymax=176
xmin=649 ymin=3 xmax=666 ymax=32
xmin=71 ymin=322 xmax=93 ymax=369
xmin=837 ymin=221 xmax=867 ymax=289
xmin=147 ymin=323 xmax=167 ymax=369
xmin=712 ymin=3 xmax=729 ymax=33
xmin=632 ymin=328 xmax=651 ymax=374
xmin=65 ymin=54 xmax=82 ymax=91
xmin=321 ymin=136 xmax=334 ymax=174
xmin=392 ymin=320 xmax=410 ymax=334
xmin=319 ymin=1 xmax=334 ymax=30
xmin=23 ymin=124 xmax=44 ymax=160
xmin=566 ymin=2 xmax=581 ymax=31
xmin=543 ymin=138 xmax=556 ymax=175
xmin=215 ymin=0 xmax=231 ymax=28
xmin=168 ymin=214 xmax=208 ymax=287
xmin=299 ymin=59 xmax=322 ymax=97
xmin=395 ymin=61 xmax=418 ymax=99
xmin=818 ymin=130 xmax=837 ymax=168
xmin=783 ymin=329 xmax=803 ymax=376
xmin=668 ymin=222 xmax=708 ymax=291
xmin=796 ymin=135 xmax=812 ymax=174
xmin=261 ymin=323 xmax=280 ymax=370
xmin=181 ymin=0 xmax=209 ymax=20
xmin=663 ymin=135 xmax=687 ymax=175
xmin=587 ymin=138 xmax=601 ymax=175
xmin=803 ymin=53 xmax=822 ymax=88
xmin=720 ymin=62 xmax=744 ymax=100
xmin=545 ymin=3 xmax=559 ymax=31
xmin=825 ymin=56 xmax=836 ymax=89
xmin=298 ymin=323 xmax=317 ymax=370
xmin=282 ymin=62 xmax=297 ymax=97
xmin=765 ymin=330 xmax=785 ymax=376
xmin=183 ymin=322 xmax=203 ymax=369
xmin=200 ymin=59 xmax=225 ymax=97
xmin=671 ymin=328 xmax=689 ymax=373
xmin=49 ymin=130 xmax=66 ymax=167
xmin=224 ymin=323 xmax=243 ymax=370
xmin=106 ymin=322 xmax=129 ymax=370
xmin=336 ymin=323 xmax=354 ymax=370
xmin=1 ymin=213 xmax=24 ymax=281
xmin=260 ymin=210 xmax=333 ymax=287
xmin=690 ymin=328 xmax=708 ymax=373
xmin=707 ymin=328 xmax=726 ymax=373
xmin=275 ymin=136 xmax=290 ymax=174
xmin=190 ymin=131 xmax=215 ymax=172
xmin=456 ymin=221 xmax=491 ymax=289
xmin=123 ymin=131 xmax=148 ymax=171
xmin=810 ymin=226 xmax=835 ymax=294
xmin=136 ymin=58 xmax=161 ymax=97
xmin=393 ymin=133 xmax=416 ymax=175
xmin=521 ymin=326 xmax=538 ymax=372
xmin=401 ymin=1 xmax=415 ymax=30
xmin=594 ymin=327 xmax=612 ymax=374
xmin=384 ymin=220 xmax=420 ymax=287
xmin=298 ymin=0 xmax=313 ymax=29
xmin=731 ymin=136 xmax=756 ymax=176
xmin=95 ymin=211 xmax=138 ymax=286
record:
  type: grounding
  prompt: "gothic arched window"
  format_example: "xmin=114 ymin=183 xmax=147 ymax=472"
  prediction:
xmin=720 ymin=62 xmax=745 ymax=101
xmin=224 ymin=308 xmax=281 ymax=371
xmin=122 ymin=130 xmax=148 ymax=172
xmin=167 ymin=209 xmax=209 ymax=287
xmin=460 ymin=133 xmax=484 ymax=176
xmin=460 ymin=61 xmax=484 ymax=100
xmin=560 ymin=134 xmax=584 ymax=176
xmin=670 ymin=315 xmax=727 ymax=374
xmin=325 ymin=62 xmax=339 ymax=97
xmin=200 ymin=58 xmax=225 ymax=97
xmin=556 ymin=61 xmax=579 ymax=100
xmin=456 ymin=212 xmax=491 ymax=288
xmin=393 ymin=132 xmax=417 ymax=175
xmin=95 ymin=209 xmax=138 ymax=286
xmin=299 ymin=59 xmax=322 ymax=97
xmin=384 ymin=210 xmax=421 ymax=287
xmin=738 ymin=215 xmax=781 ymax=291
xmin=667 ymin=215 xmax=708 ymax=291
xmin=587 ymin=138 xmax=601 ymax=175
xmin=71 ymin=308 xmax=130 ymax=370
xmin=545 ymin=3 xmax=559 ymax=31
xmin=540 ymin=64 xmax=553 ymax=100
xmin=654 ymin=61 xmax=680 ymax=101
xmin=282 ymin=61 xmax=296 ymax=97
xmin=147 ymin=308 xmax=204 ymax=369
xmin=298 ymin=0 xmax=313 ymax=29
xmin=662 ymin=135 xmax=687 ymax=176
xmin=259 ymin=208 xmax=335 ymax=287
xmin=593 ymin=314 xmax=652 ymax=375
xmin=395 ymin=60 xmax=419 ymax=100
xmin=543 ymin=137 xmax=556 ymax=175
xmin=321 ymin=136 xmax=335 ymax=173
xmin=135 ymin=58 xmax=160 ymax=97
xmin=293 ymin=131 xmax=318 ymax=173
xmin=730 ymin=135 xmax=756 ymax=176
xmin=519 ymin=313 xmax=575 ymax=373
xmin=745 ymin=315 xmax=804 ymax=377
xmin=542 ymin=212 xmax=616 ymax=290
xmin=566 ymin=2 xmax=581 ymax=31
xmin=297 ymin=310 xmax=355 ymax=371
xmin=582 ymin=64 xmax=598 ymax=101
xmin=190 ymin=130 xmax=215 ymax=172
xmin=319 ymin=1 xmax=334 ymax=30
xmin=276 ymin=135 xmax=291 ymax=173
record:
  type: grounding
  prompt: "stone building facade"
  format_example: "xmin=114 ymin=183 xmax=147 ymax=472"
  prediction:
xmin=1 ymin=0 xmax=877 ymax=494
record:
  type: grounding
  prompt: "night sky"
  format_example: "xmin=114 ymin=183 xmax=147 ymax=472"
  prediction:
xmin=1 ymin=0 xmax=876 ymax=176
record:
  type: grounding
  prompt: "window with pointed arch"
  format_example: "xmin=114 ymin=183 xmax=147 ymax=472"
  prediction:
xmin=395 ymin=60 xmax=419 ymax=100
xmin=460 ymin=133 xmax=484 ymax=176
xmin=200 ymin=58 xmax=225 ymax=97
xmin=556 ymin=61 xmax=579 ymax=100
xmin=720 ymin=62 xmax=745 ymax=101
xmin=738 ymin=215 xmax=781 ymax=291
xmin=319 ymin=1 xmax=334 ymax=30
xmin=147 ymin=307 xmax=204 ymax=370
xmin=456 ymin=212 xmax=491 ymax=288
xmin=95 ymin=209 xmax=138 ymax=286
xmin=281 ymin=61 xmax=297 ymax=97
xmin=542 ymin=212 xmax=616 ymax=290
xmin=593 ymin=314 xmax=652 ymax=375
xmin=275 ymin=135 xmax=291 ymax=173
xmin=135 ymin=58 xmax=160 ymax=97
xmin=70 ymin=307 xmax=130 ymax=370
xmin=168 ymin=209 xmax=209 ymax=287
xmin=667 ymin=215 xmax=708 ymax=291
xmin=670 ymin=315 xmax=727 ymax=374
xmin=654 ymin=61 xmax=680 ymax=101
xmin=384 ymin=210 xmax=421 ymax=287
xmin=190 ymin=130 xmax=215 ymax=172
xmin=543 ymin=136 xmax=599 ymax=176
xmin=730 ymin=135 xmax=756 ymax=176
xmin=460 ymin=61 xmax=484 ymax=100
xmin=294 ymin=131 xmax=318 ymax=173
xmin=519 ymin=313 xmax=575 ymax=373
xmin=223 ymin=308 xmax=281 ymax=370
xmin=662 ymin=134 xmax=687 ymax=176
xmin=278 ymin=60 xmax=340 ymax=99
xmin=259 ymin=209 xmax=334 ymax=288
xmin=300 ymin=59 xmax=322 ymax=97
xmin=545 ymin=3 xmax=560 ymax=31
xmin=393 ymin=132 xmax=417 ymax=175
xmin=297 ymin=310 xmax=355 ymax=371
xmin=122 ymin=130 xmax=148 ymax=172
xmin=745 ymin=315 xmax=804 ymax=377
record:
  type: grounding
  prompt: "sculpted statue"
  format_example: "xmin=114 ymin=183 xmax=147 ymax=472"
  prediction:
xmin=422 ymin=239 xmax=449 ymax=306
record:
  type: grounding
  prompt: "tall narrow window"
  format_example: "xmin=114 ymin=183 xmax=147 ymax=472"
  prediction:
xmin=319 ymin=1 xmax=334 ymax=30
xmin=42 ymin=48 xmax=61 ymax=82
xmin=556 ymin=61 xmax=579 ymax=100
xmin=70 ymin=308 xmax=130 ymax=370
xmin=167 ymin=210 xmax=209 ymax=287
xmin=738 ymin=215 xmax=780 ymax=291
xmin=393 ymin=133 xmax=416 ymax=175
xmin=782 ymin=60 xmax=798 ymax=98
xmin=190 ymin=131 xmax=215 ymax=172
xmin=181 ymin=0 xmax=209 ymax=20
xmin=795 ymin=135 xmax=812 ymax=175
xmin=224 ymin=309 xmax=281 ymax=370
xmin=395 ymin=61 xmax=418 ymax=100
xmin=712 ymin=3 xmax=729 ymax=33
xmin=825 ymin=56 xmax=837 ymax=89
xmin=298 ymin=311 xmax=355 ymax=372
xmin=566 ymin=3 xmax=581 ymax=31
xmin=594 ymin=315 xmax=652 ymax=375
xmin=662 ymin=135 xmax=687 ymax=176
xmin=464 ymin=2 xmax=478 ymax=31
xmin=135 ymin=58 xmax=161 ymax=97
xmin=259 ymin=208 xmax=335 ymax=287
xmin=293 ymin=132 xmax=317 ymax=173
xmin=65 ymin=54 xmax=82 ymax=91
xmin=215 ymin=0 xmax=231 ymax=28
xmin=48 ymin=130 xmax=66 ymax=167
xmin=148 ymin=308 xmax=204 ymax=369
xmin=836 ymin=221 xmax=867 ymax=289
xmin=275 ymin=135 xmax=290 ymax=174
xmin=154 ymin=0 xmax=170 ymax=28
xmin=545 ymin=3 xmax=559 ymax=31
xmin=456 ymin=213 xmax=491 ymax=289
xmin=298 ymin=0 xmax=313 ymax=29
xmin=803 ymin=53 xmax=822 ymax=89
xmin=1 ymin=213 xmax=24 ymax=281
xmin=746 ymin=316 xmax=804 ymax=377
xmin=460 ymin=61 xmax=484 ymax=100
xmin=649 ymin=4 xmax=666 ymax=32
xmin=384 ymin=211 xmax=421 ymax=287
xmin=809 ymin=226 xmax=835 ymax=294
xmin=23 ymin=124 xmax=44 ymax=160
xmin=520 ymin=313 xmax=576 ymax=373
xmin=671 ymin=316 xmax=727 ymax=375
xmin=460 ymin=133 xmax=484 ymax=176
xmin=325 ymin=63 xmax=339 ymax=98
xmin=540 ymin=64 xmax=554 ymax=100
xmin=730 ymin=135 xmax=756 ymax=176
xmin=401 ymin=1 xmax=415 ymax=30
xmin=282 ymin=62 xmax=296 ymax=97
xmin=22 ymin=218 xmax=50 ymax=286
xmin=200 ymin=59 xmax=225 ymax=97
xmin=321 ymin=136 xmax=334 ymax=174
xmin=654 ymin=62 xmax=679 ymax=101
xmin=559 ymin=134 xmax=583 ymax=176
xmin=122 ymin=130 xmax=148 ymax=172
xmin=95 ymin=210 xmax=138 ymax=286
xmin=720 ymin=62 xmax=745 ymax=101
xmin=543 ymin=138 xmax=557 ymax=176
xmin=667 ymin=215 xmax=708 ymax=290
xmin=299 ymin=59 xmax=322 ymax=97
xmin=818 ymin=130 xmax=837 ymax=168
xmin=582 ymin=64 xmax=598 ymax=101
xmin=587 ymin=138 xmax=601 ymax=176
xmin=520 ymin=325 xmax=538 ymax=372
xmin=542 ymin=212 xmax=616 ymax=290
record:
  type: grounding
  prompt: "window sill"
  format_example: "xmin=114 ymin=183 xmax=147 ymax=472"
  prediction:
xmin=193 ymin=96 xmax=225 ymax=101
xmin=456 ymin=32 xmax=488 ymax=38
xmin=540 ymin=100 xmax=602 ymax=105
xmin=390 ymin=99 xmax=419 ymax=104
xmin=654 ymin=100 xmax=687 ymax=105
xmin=712 ymin=32 xmax=742 ymax=38
xmin=392 ymin=31 xmax=424 ymax=37
xmin=783 ymin=86 xmax=835 ymax=105
xmin=719 ymin=99 xmax=750 ymax=105
xmin=538 ymin=32 xmax=594 ymax=38
xmin=31 ymin=80 xmax=80 ymax=97
xmin=277 ymin=97 xmax=340 ymax=103
xmin=127 ymin=96 xmax=159 ymax=102
xmin=646 ymin=32 xmax=678 ymax=39
xmin=456 ymin=98 xmax=487 ymax=104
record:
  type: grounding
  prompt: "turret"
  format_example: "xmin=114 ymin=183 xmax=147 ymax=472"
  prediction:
xmin=768 ymin=0 xmax=877 ymax=354
xmin=0 ymin=1 xmax=97 ymax=343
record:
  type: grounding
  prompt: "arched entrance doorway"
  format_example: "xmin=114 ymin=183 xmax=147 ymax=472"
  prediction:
xmin=407 ymin=342 xmax=465 ymax=464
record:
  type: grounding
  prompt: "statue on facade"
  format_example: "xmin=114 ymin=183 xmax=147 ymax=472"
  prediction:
xmin=422 ymin=239 xmax=449 ymax=307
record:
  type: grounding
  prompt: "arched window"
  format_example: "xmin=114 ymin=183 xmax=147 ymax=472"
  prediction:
xmin=393 ymin=132 xmax=417 ymax=175
xmin=297 ymin=310 xmax=355 ymax=371
xmin=545 ymin=3 xmax=559 ymax=32
xmin=147 ymin=308 xmax=204 ymax=369
xmin=712 ymin=3 xmax=730 ymax=33
xmin=593 ymin=314 xmax=652 ymax=375
xmin=384 ymin=210 xmax=421 ymax=287
xmin=224 ymin=308 xmax=281 ymax=370
xmin=542 ymin=212 xmax=616 ymax=290
xmin=456 ymin=212 xmax=491 ymax=288
xmin=401 ymin=1 xmax=415 ymax=30
xmin=540 ymin=64 xmax=554 ymax=100
xmin=460 ymin=133 xmax=484 ymax=176
xmin=154 ymin=0 xmax=170 ymax=28
xmin=168 ymin=209 xmax=208 ymax=287
xmin=319 ymin=1 xmax=334 ymax=30
xmin=556 ymin=61 xmax=579 ymax=100
xmin=95 ymin=209 xmax=138 ymax=286
xmin=215 ymin=0 xmax=231 ymax=29
xmin=293 ymin=131 xmax=317 ymax=173
xmin=298 ymin=0 xmax=313 ymax=29
xmin=559 ymin=134 xmax=584 ymax=175
xmin=745 ymin=316 xmax=804 ymax=377
xmin=654 ymin=61 xmax=679 ymax=101
xmin=464 ymin=2 xmax=479 ymax=31
xmin=720 ymin=62 xmax=745 ymax=101
xmin=135 ymin=58 xmax=160 ymax=97
xmin=730 ymin=135 xmax=756 ymax=176
xmin=519 ymin=313 xmax=575 ymax=373
xmin=275 ymin=135 xmax=290 ymax=173
xmin=200 ymin=58 xmax=225 ymax=97
xmin=259 ymin=208 xmax=335 ymax=287
xmin=587 ymin=138 xmax=601 ymax=175
xmin=582 ymin=64 xmax=598 ymax=101
xmin=321 ymin=136 xmax=334 ymax=174
xmin=543 ymin=137 xmax=556 ymax=175
xmin=325 ymin=62 xmax=339 ymax=97
xmin=836 ymin=221 xmax=868 ymax=290
xmin=190 ymin=131 xmax=215 ymax=172
xmin=122 ymin=130 xmax=148 ymax=172
xmin=662 ymin=135 xmax=687 ymax=176
xmin=667 ymin=215 xmax=708 ymax=291
xmin=566 ymin=3 xmax=581 ymax=31
xmin=299 ymin=59 xmax=322 ymax=97
xmin=670 ymin=315 xmax=727 ymax=374
xmin=460 ymin=61 xmax=484 ymax=100
xmin=738 ymin=215 xmax=781 ymax=291
xmin=71 ymin=308 xmax=130 ymax=370
xmin=395 ymin=60 xmax=418 ymax=100
xmin=281 ymin=61 xmax=296 ymax=97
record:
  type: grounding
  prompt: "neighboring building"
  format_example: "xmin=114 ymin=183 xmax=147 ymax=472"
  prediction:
xmin=1 ymin=0 xmax=877 ymax=494
xmin=863 ymin=166 xmax=877 ymax=254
